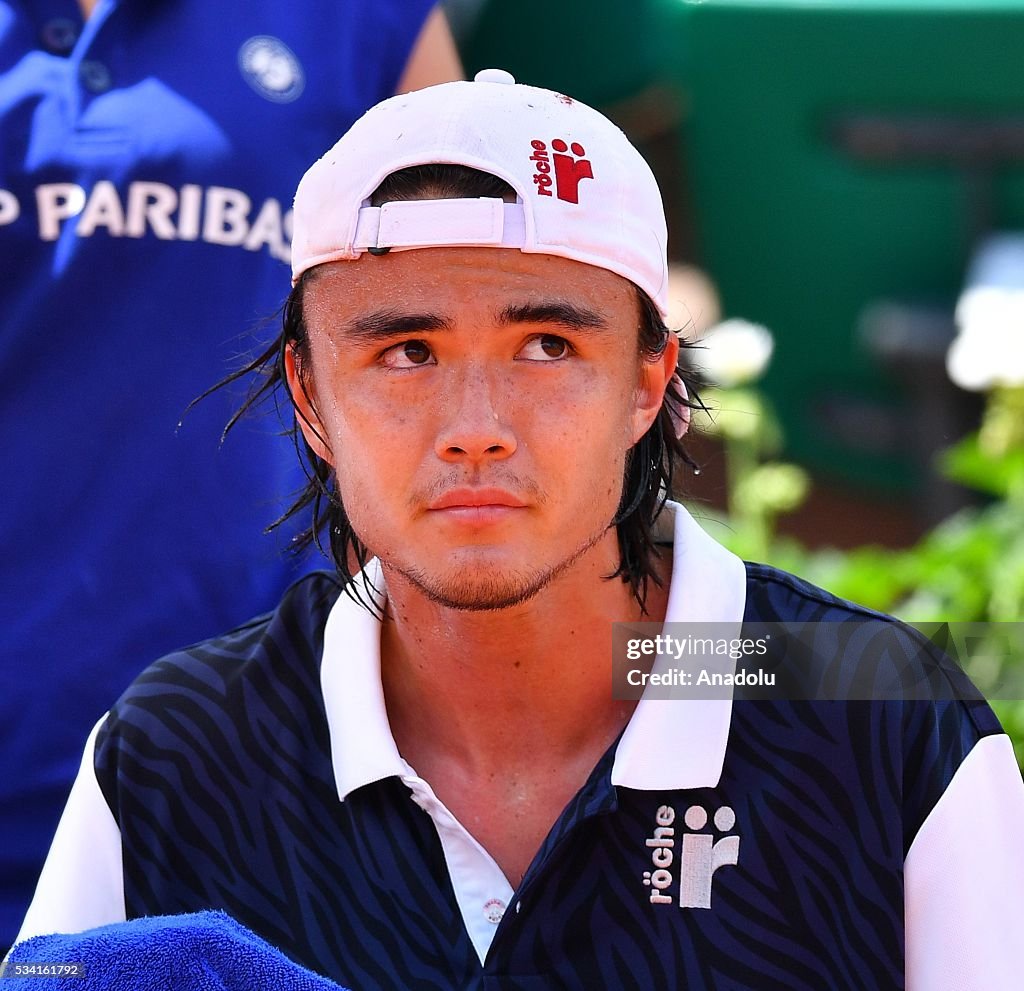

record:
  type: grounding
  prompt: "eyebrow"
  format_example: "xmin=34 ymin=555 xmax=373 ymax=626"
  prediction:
xmin=497 ymin=301 xmax=609 ymax=332
xmin=344 ymin=310 xmax=453 ymax=342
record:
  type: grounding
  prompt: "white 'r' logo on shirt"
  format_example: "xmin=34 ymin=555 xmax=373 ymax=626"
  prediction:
xmin=642 ymin=803 xmax=740 ymax=909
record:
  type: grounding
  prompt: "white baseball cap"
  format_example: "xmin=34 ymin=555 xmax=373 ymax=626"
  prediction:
xmin=290 ymin=68 xmax=670 ymax=317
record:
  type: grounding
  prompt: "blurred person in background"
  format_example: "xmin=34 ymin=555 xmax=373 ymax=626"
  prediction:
xmin=0 ymin=0 xmax=461 ymax=954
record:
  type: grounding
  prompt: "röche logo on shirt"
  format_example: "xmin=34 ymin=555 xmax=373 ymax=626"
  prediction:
xmin=642 ymin=803 xmax=740 ymax=910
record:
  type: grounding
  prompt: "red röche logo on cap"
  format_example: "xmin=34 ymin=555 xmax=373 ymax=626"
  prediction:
xmin=529 ymin=139 xmax=594 ymax=204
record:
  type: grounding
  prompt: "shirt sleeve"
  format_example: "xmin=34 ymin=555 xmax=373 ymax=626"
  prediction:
xmin=905 ymin=733 xmax=1024 ymax=990
xmin=15 ymin=716 xmax=125 ymax=945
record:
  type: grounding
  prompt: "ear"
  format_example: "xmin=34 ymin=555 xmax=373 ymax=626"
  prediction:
xmin=630 ymin=331 xmax=680 ymax=444
xmin=284 ymin=344 xmax=334 ymax=465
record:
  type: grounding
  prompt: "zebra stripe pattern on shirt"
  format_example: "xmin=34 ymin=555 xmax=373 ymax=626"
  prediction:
xmin=94 ymin=567 xmax=1003 ymax=989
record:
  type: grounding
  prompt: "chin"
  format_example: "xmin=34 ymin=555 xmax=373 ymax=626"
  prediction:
xmin=386 ymin=525 xmax=613 ymax=612
xmin=423 ymin=576 xmax=553 ymax=613
xmin=394 ymin=557 xmax=555 ymax=613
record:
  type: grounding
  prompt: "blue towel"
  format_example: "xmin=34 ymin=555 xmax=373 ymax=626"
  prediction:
xmin=3 ymin=911 xmax=349 ymax=990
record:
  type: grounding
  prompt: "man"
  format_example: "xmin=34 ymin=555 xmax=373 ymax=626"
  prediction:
xmin=18 ymin=70 xmax=1024 ymax=989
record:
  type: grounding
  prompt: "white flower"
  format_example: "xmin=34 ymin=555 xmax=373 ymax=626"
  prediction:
xmin=947 ymin=235 xmax=1024 ymax=390
xmin=693 ymin=319 xmax=774 ymax=388
xmin=946 ymin=284 xmax=1024 ymax=389
xmin=947 ymin=286 xmax=1024 ymax=391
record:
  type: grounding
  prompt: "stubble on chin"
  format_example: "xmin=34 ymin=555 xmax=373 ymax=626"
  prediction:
xmin=376 ymin=521 xmax=613 ymax=613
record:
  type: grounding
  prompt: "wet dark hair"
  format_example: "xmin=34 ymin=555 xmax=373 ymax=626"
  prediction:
xmin=223 ymin=165 xmax=703 ymax=612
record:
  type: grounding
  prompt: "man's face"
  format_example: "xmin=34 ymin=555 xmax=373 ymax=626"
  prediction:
xmin=289 ymin=246 xmax=674 ymax=611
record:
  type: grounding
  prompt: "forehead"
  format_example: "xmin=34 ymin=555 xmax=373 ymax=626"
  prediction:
xmin=301 ymin=246 xmax=639 ymax=327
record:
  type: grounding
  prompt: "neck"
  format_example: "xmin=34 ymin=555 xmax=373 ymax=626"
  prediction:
xmin=379 ymin=531 xmax=670 ymax=776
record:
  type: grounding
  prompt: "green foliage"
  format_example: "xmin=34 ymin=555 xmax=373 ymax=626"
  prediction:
xmin=943 ymin=435 xmax=1024 ymax=499
xmin=693 ymin=389 xmax=808 ymax=563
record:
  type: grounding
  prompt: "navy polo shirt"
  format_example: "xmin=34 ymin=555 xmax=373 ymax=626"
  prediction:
xmin=17 ymin=504 xmax=1024 ymax=989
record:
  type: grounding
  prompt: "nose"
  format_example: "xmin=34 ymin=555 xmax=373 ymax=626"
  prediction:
xmin=434 ymin=365 xmax=517 ymax=464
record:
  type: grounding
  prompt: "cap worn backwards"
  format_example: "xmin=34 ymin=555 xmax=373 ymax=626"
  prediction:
xmin=289 ymin=68 xmax=670 ymax=318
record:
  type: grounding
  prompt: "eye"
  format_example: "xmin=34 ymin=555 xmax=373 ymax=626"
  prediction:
xmin=519 ymin=334 xmax=572 ymax=361
xmin=381 ymin=340 xmax=435 ymax=368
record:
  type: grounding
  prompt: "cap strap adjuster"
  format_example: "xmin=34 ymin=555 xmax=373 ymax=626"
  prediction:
xmin=352 ymin=199 xmax=527 ymax=253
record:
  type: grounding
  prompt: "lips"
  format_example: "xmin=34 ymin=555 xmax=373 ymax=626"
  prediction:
xmin=428 ymin=488 xmax=528 ymax=510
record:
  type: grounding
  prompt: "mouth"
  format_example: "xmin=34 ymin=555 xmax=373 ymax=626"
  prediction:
xmin=427 ymin=487 xmax=528 ymax=524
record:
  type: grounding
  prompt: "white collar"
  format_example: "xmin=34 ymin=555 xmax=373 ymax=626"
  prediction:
xmin=320 ymin=501 xmax=747 ymax=802
xmin=609 ymin=501 xmax=746 ymax=791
